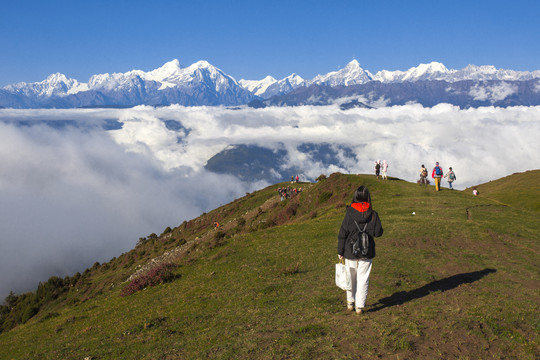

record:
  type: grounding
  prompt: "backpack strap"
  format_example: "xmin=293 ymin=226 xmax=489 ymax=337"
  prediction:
xmin=353 ymin=220 xmax=368 ymax=233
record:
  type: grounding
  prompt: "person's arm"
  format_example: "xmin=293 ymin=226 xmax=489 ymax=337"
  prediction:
xmin=337 ymin=215 xmax=349 ymax=257
xmin=372 ymin=212 xmax=383 ymax=238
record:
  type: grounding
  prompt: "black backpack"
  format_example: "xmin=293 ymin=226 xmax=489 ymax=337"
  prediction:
xmin=352 ymin=220 xmax=375 ymax=259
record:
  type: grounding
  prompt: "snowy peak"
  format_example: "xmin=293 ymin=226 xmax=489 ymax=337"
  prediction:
xmin=239 ymin=73 xmax=307 ymax=98
xmin=313 ymin=59 xmax=373 ymax=86
xmin=285 ymin=73 xmax=305 ymax=86
xmin=239 ymin=76 xmax=278 ymax=95
xmin=4 ymin=72 xmax=85 ymax=97
xmin=401 ymin=62 xmax=450 ymax=81
xmin=146 ymin=59 xmax=182 ymax=83
xmin=372 ymin=62 xmax=450 ymax=82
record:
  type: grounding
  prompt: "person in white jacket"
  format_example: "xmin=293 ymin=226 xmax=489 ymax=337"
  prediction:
xmin=381 ymin=160 xmax=388 ymax=180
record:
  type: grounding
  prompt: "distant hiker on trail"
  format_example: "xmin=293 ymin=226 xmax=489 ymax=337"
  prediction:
xmin=337 ymin=186 xmax=383 ymax=314
xmin=472 ymin=187 xmax=479 ymax=196
xmin=214 ymin=222 xmax=220 ymax=229
xmin=296 ymin=175 xmax=299 ymax=183
xmin=374 ymin=160 xmax=381 ymax=179
xmin=381 ymin=160 xmax=388 ymax=180
xmin=432 ymin=162 xmax=443 ymax=191
xmin=418 ymin=164 xmax=429 ymax=185
xmin=444 ymin=167 xmax=456 ymax=190
xmin=291 ymin=176 xmax=294 ymax=183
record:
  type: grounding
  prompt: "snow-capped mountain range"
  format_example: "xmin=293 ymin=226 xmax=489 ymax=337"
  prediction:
xmin=246 ymin=60 xmax=540 ymax=98
xmin=1 ymin=59 xmax=540 ymax=108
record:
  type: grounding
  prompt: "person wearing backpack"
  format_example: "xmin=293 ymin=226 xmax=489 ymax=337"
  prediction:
xmin=444 ymin=167 xmax=456 ymax=190
xmin=374 ymin=160 xmax=381 ymax=179
xmin=337 ymin=186 xmax=383 ymax=314
xmin=418 ymin=164 xmax=429 ymax=185
xmin=432 ymin=162 xmax=443 ymax=191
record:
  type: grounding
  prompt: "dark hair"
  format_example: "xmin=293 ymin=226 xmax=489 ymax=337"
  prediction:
xmin=352 ymin=186 xmax=371 ymax=204
xmin=421 ymin=164 xmax=425 ymax=167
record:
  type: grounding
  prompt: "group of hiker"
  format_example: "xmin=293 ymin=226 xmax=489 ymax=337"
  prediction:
xmin=419 ymin=162 xmax=456 ymax=191
xmin=373 ymin=160 xmax=388 ymax=180
xmin=277 ymin=186 xmax=303 ymax=201
xmin=375 ymin=160 xmax=456 ymax=191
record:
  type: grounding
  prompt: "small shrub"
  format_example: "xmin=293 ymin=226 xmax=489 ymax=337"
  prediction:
xmin=287 ymin=202 xmax=299 ymax=216
xmin=162 ymin=226 xmax=172 ymax=235
xmin=21 ymin=304 xmax=39 ymax=323
xmin=214 ymin=231 xmax=226 ymax=240
xmin=121 ymin=263 xmax=177 ymax=297
xmin=136 ymin=237 xmax=147 ymax=247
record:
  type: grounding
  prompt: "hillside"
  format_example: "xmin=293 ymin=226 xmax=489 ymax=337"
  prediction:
xmin=0 ymin=173 xmax=539 ymax=359
xmin=466 ymin=169 xmax=540 ymax=213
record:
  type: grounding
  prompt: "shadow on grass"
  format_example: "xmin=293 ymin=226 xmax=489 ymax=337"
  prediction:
xmin=370 ymin=268 xmax=497 ymax=312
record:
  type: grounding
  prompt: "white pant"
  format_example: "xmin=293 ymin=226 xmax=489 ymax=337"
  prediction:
xmin=345 ymin=258 xmax=373 ymax=308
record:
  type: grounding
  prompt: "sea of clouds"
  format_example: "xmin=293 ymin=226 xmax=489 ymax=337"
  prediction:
xmin=1 ymin=104 xmax=539 ymax=299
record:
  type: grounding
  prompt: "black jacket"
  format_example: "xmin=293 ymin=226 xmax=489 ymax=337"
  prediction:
xmin=337 ymin=204 xmax=383 ymax=260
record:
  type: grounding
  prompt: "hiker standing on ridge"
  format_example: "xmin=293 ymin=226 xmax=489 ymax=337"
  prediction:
xmin=444 ymin=167 xmax=456 ymax=190
xmin=432 ymin=162 xmax=443 ymax=191
xmin=381 ymin=160 xmax=388 ymax=180
xmin=418 ymin=164 xmax=429 ymax=185
xmin=374 ymin=160 xmax=381 ymax=179
xmin=337 ymin=186 xmax=383 ymax=314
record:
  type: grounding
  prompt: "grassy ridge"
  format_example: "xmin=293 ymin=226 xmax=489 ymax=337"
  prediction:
xmin=0 ymin=173 xmax=539 ymax=359
xmin=465 ymin=169 xmax=540 ymax=212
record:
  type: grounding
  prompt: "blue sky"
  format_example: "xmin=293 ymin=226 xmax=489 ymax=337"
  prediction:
xmin=1 ymin=0 xmax=539 ymax=86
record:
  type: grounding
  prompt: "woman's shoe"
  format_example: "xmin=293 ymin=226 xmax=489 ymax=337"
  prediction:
xmin=355 ymin=307 xmax=363 ymax=314
xmin=347 ymin=302 xmax=355 ymax=311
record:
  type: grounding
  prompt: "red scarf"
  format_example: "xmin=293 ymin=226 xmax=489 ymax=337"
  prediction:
xmin=351 ymin=202 xmax=370 ymax=212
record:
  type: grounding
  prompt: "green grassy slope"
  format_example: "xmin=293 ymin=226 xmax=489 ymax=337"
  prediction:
xmin=466 ymin=169 xmax=540 ymax=212
xmin=1 ymin=173 xmax=539 ymax=359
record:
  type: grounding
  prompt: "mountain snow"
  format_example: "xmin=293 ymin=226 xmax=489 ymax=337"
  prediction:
xmin=2 ymin=58 xmax=540 ymax=107
xmin=4 ymin=73 xmax=88 ymax=98
xmin=240 ymin=73 xmax=307 ymax=98
xmin=240 ymin=60 xmax=540 ymax=99
xmin=312 ymin=60 xmax=374 ymax=86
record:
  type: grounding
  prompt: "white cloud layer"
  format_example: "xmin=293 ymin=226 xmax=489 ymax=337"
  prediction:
xmin=469 ymin=82 xmax=518 ymax=102
xmin=1 ymin=104 xmax=539 ymax=299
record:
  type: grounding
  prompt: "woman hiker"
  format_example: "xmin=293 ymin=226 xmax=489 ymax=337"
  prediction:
xmin=419 ymin=164 xmax=429 ymax=185
xmin=381 ymin=160 xmax=388 ymax=180
xmin=337 ymin=186 xmax=383 ymax=314
xmin=444 ymin=167 xmax=457 ymax=190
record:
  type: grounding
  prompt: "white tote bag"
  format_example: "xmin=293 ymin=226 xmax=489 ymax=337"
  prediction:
xmin=335 ymin=259 xmax=352 ymax=291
